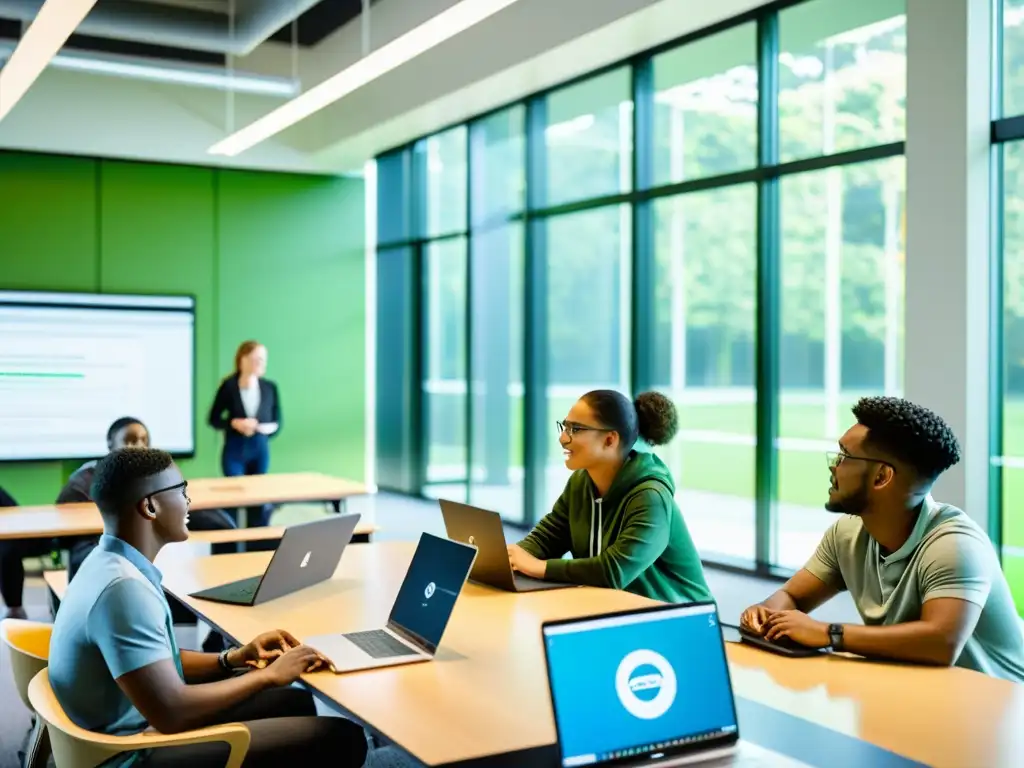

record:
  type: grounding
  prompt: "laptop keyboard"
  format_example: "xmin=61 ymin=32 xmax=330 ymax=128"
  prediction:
xmin=221 ymin=576 xmax=261 ymax=602
xmin=345 ymin=630 xmax=415 ymax=659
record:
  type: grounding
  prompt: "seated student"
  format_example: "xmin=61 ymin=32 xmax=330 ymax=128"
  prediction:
xmin=740 ymin=396 xmax=1024 ymax=682
xmin=507 ymin=390 xmax=712 ymax=604
xmin=48 ymin=448 xmax=368 ymax=767
xmin=59 ymin=417 xmax=237 ymax=569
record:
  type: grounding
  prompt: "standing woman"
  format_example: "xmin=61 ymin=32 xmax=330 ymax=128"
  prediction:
xmin=507 ymin=390 xmax=712 ymax=604
xmin=208 ymin=340 xmax=281 ymax=527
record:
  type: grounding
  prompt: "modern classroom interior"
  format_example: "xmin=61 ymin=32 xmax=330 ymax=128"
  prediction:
xmin=1 ymin=0 xmax=1023 ymax=766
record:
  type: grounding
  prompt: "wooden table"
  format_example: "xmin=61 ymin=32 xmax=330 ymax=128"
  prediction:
xmin=0 ymin=472 xmax=373 ymax=541
xmin=161 ymin=542 xmax=1024 ymax=768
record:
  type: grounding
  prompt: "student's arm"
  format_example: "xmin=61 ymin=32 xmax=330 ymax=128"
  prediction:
xmin=741 ymin=523 xmax=843 ymax=633
xmin=517 ymin=486 xmax=572 ymax=560
xmin=178 ymin=650 xmax=231 ymax=684
xmin=826 ymin=532 xmax=991 ymax=666
xmin=207 ymin=380 xmax=231 ymax=430
xmin=541 ymin=487 xmax=670 ymax=589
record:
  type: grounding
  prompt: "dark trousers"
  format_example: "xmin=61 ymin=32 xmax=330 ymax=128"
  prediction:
xmin=221 ymin=433 xmax=272 ymax=529
xmin=138 ymin=687 xmax=367 ymax=767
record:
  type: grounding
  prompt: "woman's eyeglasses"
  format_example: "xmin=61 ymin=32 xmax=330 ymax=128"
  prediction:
xmin=556 ymin=421 xmax=613 ymax=442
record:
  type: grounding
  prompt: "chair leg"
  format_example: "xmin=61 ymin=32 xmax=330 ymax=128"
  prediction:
xmin=23 ymin=716 xmax=50 ymax=768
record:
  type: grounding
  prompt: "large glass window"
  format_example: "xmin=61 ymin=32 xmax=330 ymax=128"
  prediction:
xmin=544 ymin=68 xmax=633 ymax=208
xmin=652 ymin=185 xmax=757 ymax=562
xmin=1004 ymin=0 xmax=1024 ymax=118
xmin=778 ymin=0 xmax=905 ymax=163
xmin=652 ymin=24 xmax=758 ymax=184
xmin=776 ymin=156 xmax=905 ymax=569
xmin=376 ymin=0 xmax=909 ymax=566
xmin=1001 ymin=140 xmax=1024 ymax=612
xmin=545 ymin=206 xmax=632 ymax=510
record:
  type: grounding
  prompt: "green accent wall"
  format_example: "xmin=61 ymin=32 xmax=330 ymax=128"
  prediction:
xmin=0 ymin=152 xmax=365 ymax=505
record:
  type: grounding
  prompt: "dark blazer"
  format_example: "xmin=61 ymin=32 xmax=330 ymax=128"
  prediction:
xmin=208 ymin=375 xmax=282 ymax=436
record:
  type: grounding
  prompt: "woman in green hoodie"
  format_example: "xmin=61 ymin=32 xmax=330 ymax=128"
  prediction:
xmin=507 ymin=390 xmax=712 ymax=604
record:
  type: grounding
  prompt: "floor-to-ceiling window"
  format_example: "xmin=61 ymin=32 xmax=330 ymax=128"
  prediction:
xmin=994 ymin=0 xmax=1024 ymax=612
xmin=375 ymin=0 xmax=907 ymax=574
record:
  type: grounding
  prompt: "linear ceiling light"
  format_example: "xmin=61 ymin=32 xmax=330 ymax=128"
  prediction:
xmin=208 ymin=0 xmax=525 ymax=157
xmin=0 ymin=0 xmax=98 ymax=122
xmin=0 ymin=42 xmax=300 ymax=97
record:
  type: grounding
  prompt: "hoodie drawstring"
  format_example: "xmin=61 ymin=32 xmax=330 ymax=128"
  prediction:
xmin=590 ymin=494 xmax=604 ymax=557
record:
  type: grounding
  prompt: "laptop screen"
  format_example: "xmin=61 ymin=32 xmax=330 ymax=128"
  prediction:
xmin=388 ymin=533 xmax=477 ymax=654
xmin=542 ymin=603 xmax=738 ymax=767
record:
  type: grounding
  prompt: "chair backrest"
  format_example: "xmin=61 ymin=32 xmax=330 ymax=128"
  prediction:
xmin=1 ymin=618 xmax=51 ymax=711
xmin=28 ymin=668 xmax=132 ymax=768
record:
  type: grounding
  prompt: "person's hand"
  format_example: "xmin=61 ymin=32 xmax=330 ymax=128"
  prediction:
xmin=739 ymin=604 xmax=772 ymax=635
xmin=233 ymin=629 xmax=300 ymax=667
xmin=230 ymin=418 xmax=255 ymax=436
xmin=245 ymin=418 xmax=259 ymax=434
xmin=507 ymin=544 xmax=545 ymax=579
xmin=763 ymin=610 xmax=830 ymax=648
xmin=259 ymin=645 xmax=332 ymax=686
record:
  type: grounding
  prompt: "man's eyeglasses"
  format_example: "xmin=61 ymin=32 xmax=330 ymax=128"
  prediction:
xmin=556 ymin=421 xmax=613 ymax=442
xmin=143 ymin=480 xmax=189 ymax=507
xmin=826 ymin=451 xmax=894 ymax=471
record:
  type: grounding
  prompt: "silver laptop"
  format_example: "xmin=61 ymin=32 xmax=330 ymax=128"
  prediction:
xmin=305 ymin=532 xmax=477 ymax=674
xmin=541 ymin=603 xmax=812 ymax=767
xmin=439 ymin=499 xmax=570 ymax=592
xmin=189 ymin=513 xmax=361 ymax=606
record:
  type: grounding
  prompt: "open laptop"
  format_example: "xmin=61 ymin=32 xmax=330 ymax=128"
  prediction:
xmin=440 ymin=499 xmax=570 ymax=592
xmin=304 ymin=532 xmax=477 ymax=674
xmin=541 ymin=603 xmax=813 ymax=767
xmin=189 ymin=513 xmax=361 ymax=606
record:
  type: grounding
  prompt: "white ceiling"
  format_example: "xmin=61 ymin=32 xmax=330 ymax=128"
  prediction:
xmin=0 ymin=0 xmax=776 ymax=174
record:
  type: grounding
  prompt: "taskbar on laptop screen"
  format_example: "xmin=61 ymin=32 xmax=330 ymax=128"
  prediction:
xmin=564 ymin=725 xmax=738 ymax=767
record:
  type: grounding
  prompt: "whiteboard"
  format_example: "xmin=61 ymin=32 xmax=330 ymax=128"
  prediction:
xmin=0 ymin=290 xmax=195 ymax=461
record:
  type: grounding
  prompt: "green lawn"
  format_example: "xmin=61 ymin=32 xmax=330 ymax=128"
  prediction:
xmin=428 ymin=392 xmax=1024 ymax=614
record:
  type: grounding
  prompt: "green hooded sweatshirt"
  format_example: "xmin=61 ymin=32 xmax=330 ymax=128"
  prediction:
xmin=518 ymin=451 xmax=712 ymax=604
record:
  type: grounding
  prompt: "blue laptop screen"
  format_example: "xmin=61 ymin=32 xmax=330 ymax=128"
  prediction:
xmin=543 ymin=604 xmax=737 ymax=767
xmin=388 ymin=533 xmax=476 ymax=653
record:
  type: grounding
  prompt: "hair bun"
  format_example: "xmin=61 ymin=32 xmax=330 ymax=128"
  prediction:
xmin=634 ymin=391 xmax=679 ymax=447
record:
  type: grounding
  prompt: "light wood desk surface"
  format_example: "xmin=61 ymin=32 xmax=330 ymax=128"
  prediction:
xmin=160 ymin=541 xmax=1024 ymax=768
xmin=0 ymin=472 xmax=371 ymax=540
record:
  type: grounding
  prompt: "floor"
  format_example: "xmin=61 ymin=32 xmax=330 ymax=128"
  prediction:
xmin=0 ymin=492 xmax=857 ymax=768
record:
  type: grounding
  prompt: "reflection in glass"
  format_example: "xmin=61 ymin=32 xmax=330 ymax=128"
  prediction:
xmin=777 ymin=156 xmax=906 ymax=569
xmin=417 ymin=127 xmax=468 ymax=238
xmin=652 ymin=185 xmax=757 ymax=562
xmin=544 ymin=68 xmax=633 ymax=208
xmin=469 ymin=225 xmax=525 ymax=522
xmin=1001 ymin=140 xmax=1024 ymax=611
xmin=423 ymin=238 xmax=468 ymax=500
xmin=544 ymin=206 xmax=632 ymax=514
xmin=778 ymin=0 xmax=906 ymax=163
xmin=652 ymin=24 xmax=758 ymax=184
xmin=471 ymin=107 xmax=525 ymax=226
xmin=1004 ymin=0 xmax=1024 ymax=118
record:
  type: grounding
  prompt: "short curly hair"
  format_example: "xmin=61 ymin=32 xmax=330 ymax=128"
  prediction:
xmin=90 ymin=448 xmax=174 ymax=516
xmin=852 ymin=396 xmax=961 ymax=481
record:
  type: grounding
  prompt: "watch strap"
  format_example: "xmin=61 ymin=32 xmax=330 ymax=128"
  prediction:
xmin=828 ymin=623 xmax=844 ymax=651
xmin=218 ymin=647 xmax=239 ymax=671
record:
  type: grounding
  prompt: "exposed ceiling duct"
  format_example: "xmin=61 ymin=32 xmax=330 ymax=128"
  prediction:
xmin=0 ymin=0 xmax=320 ymax=56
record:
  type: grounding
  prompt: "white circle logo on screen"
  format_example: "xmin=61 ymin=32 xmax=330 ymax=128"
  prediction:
xmin=424 ymin=582 xmax=436 ymax=599
xmin=615 ymin=650 xmax=677 ymax=720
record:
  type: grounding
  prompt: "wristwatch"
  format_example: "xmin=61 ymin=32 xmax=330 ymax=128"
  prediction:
xmin=828 ymin=623 xmax=844 ymax=651
xmin=218 ymin=647 xmax=241 ymax=672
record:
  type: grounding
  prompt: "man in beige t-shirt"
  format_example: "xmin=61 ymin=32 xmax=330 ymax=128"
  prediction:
xmin=741 ymin=396 xmax=1024 ymax=682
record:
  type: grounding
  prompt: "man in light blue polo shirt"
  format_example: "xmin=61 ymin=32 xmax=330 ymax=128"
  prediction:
xmin=49 ymin=448 xmax=368 ymax=767
xmin=740 ymin=397 xmax=1024 ymax=681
